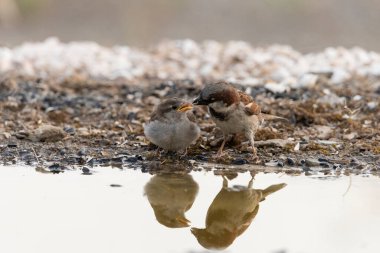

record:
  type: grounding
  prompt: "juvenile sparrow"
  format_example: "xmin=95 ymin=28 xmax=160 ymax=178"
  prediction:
xmin=144 ymin=174 xmax=199 ymax=228
xmin=193 ymin=81 xmax=281 ymax=157
xmin=191 ymin=176 xmax=286 ymax=250
xmin=144 ymin=98 xmax=200 ymax=153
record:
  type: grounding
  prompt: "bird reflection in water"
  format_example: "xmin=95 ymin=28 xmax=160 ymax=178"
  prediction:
xmin=191 ymin=175 xmax=286 ymax=250
xmin=144 ymin=173 xmax=199 ymax=228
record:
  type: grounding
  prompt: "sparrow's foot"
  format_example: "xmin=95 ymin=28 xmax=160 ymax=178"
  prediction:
xmin=247 ymin=146 xmax=257 ymax=156
xmin=180 ymin=148 xmax=188 ymax=158
xmin=215 ymin=150 xmax=224 ymax=158
xmin=214 ymin=135 xmax=227 ymax=158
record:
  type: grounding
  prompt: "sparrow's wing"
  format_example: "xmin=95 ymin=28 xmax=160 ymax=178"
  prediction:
xmin=238 ymin=91 xmax=261 ymax=116
xmin=149 ymin=110 xmax=161 ymax=122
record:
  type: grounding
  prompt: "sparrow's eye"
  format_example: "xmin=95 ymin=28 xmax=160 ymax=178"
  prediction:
xmin=171 ymin=105 xmax=177 ymax=110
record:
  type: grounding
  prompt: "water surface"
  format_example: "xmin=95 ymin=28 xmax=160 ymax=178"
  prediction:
xmin=0 ymin=165 xmax=379 ymax=253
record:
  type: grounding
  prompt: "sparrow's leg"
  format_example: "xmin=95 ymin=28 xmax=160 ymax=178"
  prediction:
xmin=222 ymin=175 xmax=228 ymax=188
xmin=216 ymin=133 xmax=227 ymax=157
xmin=180 ymin=148 xmax=188 ymax=158
xmin=155 ymin=147 xmax=161 ymax=157
xmin=248 ymin=176 xmax=254 ymax=188
xmin=246 ymin=131 xmax=257 ymax=156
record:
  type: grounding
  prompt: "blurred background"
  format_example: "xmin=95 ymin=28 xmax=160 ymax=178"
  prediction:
xmin=0 ymin=0 xmax=380 ymax=52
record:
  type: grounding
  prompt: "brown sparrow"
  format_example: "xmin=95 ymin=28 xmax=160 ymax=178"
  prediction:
xmin=144 ymin=98 xmax=200 ymax=153
xmin=193 ymin=81 xmax=281 ymax=157
xmin=144 ymin=174 xmax=199 ymax=228
xmin=191 ymin=176 xmax=286 ymax=250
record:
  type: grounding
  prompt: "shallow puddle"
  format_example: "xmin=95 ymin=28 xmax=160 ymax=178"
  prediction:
xmin=0 ymin=165 xmax=379 ymax=253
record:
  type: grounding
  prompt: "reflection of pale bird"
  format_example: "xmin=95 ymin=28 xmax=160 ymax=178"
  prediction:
xmin=144 ymin=174 xmax=199 ymax=228
xmin=191 ymin=176 xmax=286 ymax=250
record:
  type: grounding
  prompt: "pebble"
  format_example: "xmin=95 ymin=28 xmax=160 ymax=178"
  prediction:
xmin=63 ymin=126 xmax=76 ymax=135
xmin=367 ymin=101 xmax=378 ymax=110
xmin=286 ymin=157 xmax=296 ymax=166
xmin=81 ymin=167 xmax=92 ymax=175
xmin=195 ymin=155 xmax=208 ymax=161
xmin=126 ymin=156 xmax=138 ymax=163
xmin=318 ymin=157 xmax=329 ymax=163
xmin=231 ymin=158 xmax=248 ymax=165
xmin=7 ymin=143 xmax=17 ymax=148
xmin=48 ymin=163 xmax=66 ymax=174
xmin=319 ymin=162 xmax=330 ymax=168
xmin=2 ymin=38 xmax=380 ymax=87
xmin=302 ymin=167 xmax=312 ymax=173
xmin=305 ymin=159 xmax=321 ymax=167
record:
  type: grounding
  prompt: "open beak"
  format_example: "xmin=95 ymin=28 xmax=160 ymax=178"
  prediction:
xmin=177 ymin=102 xmax=193 ymax=112
xmin=176 ymin=216 xmax=190 ymax=226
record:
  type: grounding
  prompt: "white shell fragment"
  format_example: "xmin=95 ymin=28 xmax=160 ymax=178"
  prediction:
xmin=1 ymin=38 xmax=380 ymax=87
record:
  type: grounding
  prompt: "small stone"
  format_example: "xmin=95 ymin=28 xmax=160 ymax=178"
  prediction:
xmin=277 ymin=161 xmax=284 ymax=167
xmin=318 ymin=157 xmax=329 ymax=163
xmin=82 ymin=167 xmax=91 ymax=175
xmin=63 ymin=126 xmax=76 ymax=135
xmin=7 ymin=143 xmax=17 ymax=148
xmin=305 ymin=159 xmax=320 ymax=167
xmin=126 ymin=156 xmax=138 ymax=163
xmin=231 ymin=158 xmax=248 ymax=165
xmin=286 ymin=157 xmax=296 ymax=166
xmin=127 ymin=112 xmax=137 ymax=120
xmin=302 ymin=167 xmax=312 ymax=172
xmin=78 ymin=149 xmax=87 ymax=156
xmin=319 ymin=162 xmax=330 ymax=168
xmin=195 ymin=155 xmax=208 ymax=161
xmin=367 ymin=101 xmax=378 ymax=110
xmin=294 ymin=142 xmax=300 ymax=151
xmin=48 ymin=163 xmax=66 ymax=174
xmin=343 ymin=132 xmax=357 ymax=140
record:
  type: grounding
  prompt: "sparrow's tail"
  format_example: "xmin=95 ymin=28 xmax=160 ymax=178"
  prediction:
xmin=260 ymin=183 xmax=287 ymax=201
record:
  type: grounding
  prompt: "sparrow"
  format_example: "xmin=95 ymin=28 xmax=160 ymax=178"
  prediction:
xmin=144 ymin=98 xmax=200 ymax=153
xmin=144 ymin=174 xmax=199 ymax=228
xmin=193 ymin=81 xmax=283 ymax=157
xmin=191 ymin=176 xmax=286 ymax=250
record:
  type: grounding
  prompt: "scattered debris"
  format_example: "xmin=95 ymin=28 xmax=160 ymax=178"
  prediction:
xmin=0 ymin=40 xmax=379 ymax=175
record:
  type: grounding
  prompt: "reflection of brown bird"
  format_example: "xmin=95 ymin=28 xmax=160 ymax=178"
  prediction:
xmin=144 ymin=174 xmax=199 ymax=228
xmin=191 ymin=176 xmax=286 ymax=250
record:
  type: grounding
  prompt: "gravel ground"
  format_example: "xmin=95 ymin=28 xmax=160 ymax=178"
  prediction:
xmin=0 ymin=40 xmax=379 ymax=175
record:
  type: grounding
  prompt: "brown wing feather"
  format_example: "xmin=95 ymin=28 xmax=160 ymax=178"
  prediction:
xmin=238 ymin=91 xmax=261 ymax=116
xmin=238 ymin=90 xmax=254 ymax=105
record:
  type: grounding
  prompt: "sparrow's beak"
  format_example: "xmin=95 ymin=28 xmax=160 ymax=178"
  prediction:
xmin=177 ymin=102 xmax=193 ymax=112
xmin=193 ymin=96 xmax=208 ymax=105
xmin=176 ymin=216 xmax=190 ymax=226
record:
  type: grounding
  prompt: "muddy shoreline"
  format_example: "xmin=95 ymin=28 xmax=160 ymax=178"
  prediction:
xmin=0 ymin=76 xmax=379 ymax=175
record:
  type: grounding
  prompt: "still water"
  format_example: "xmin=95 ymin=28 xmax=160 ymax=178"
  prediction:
xmin=0 ymin=165 xmax=379 ymax=253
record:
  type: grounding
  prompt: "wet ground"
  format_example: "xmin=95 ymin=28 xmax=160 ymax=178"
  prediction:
xmin=0 ymin=165 xmax=379 ymax=253
xmin=0 ymin=76 xmax=379 ymax=175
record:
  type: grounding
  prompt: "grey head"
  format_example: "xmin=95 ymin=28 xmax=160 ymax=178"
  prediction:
xmin=150 ymin=97 xmax=193 ymax=122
